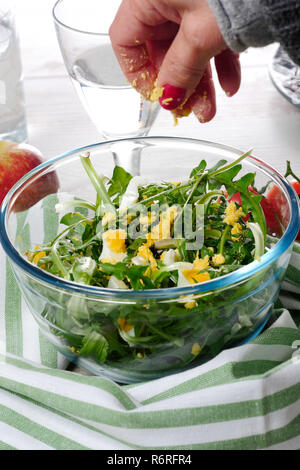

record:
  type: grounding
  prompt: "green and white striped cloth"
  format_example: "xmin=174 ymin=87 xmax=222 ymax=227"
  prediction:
xmin=0 ymin=196 xmax=68 ymax=369
xmin=0 ymin=238 xmax=300 ymax=449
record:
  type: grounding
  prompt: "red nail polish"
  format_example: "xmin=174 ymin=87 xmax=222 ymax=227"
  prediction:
xmin=159 ymin=84 xmax=186 ymax=110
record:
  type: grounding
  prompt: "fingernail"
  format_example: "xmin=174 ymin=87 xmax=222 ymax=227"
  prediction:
xmin=159 ymin=84 xmax=186 ymax=110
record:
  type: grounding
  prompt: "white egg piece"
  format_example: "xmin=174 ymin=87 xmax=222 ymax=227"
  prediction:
xmin=99 ymin=229 xmax=127 ymax=264
xmin=119 ymin=176 xmax=148 ymax=212
xmin=161 ymin=249 xmax=177 ymax=266
xmin=108 ymin=276 xmax=129 ymax=289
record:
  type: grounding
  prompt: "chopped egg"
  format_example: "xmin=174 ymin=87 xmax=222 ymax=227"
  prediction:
xmin=193 ymin=255 xmax=210 ymax=271
xmin=117 ymin=316 xmax=133 ymax=332
xmin=119 ymin=176 xmax=148 ymax=212
xmin=231 ymin=222 xmax=243 ymax=241
xmin=178 ymin=269 xmax=211 ymax=287
xmin=131 ymin=256 xmax=148 ymax=266
xmin=148 ymin=205 xmax=180 ymax=244
xmin=191 ymin=343 xmax=202 ymax=356
xmin=161 ymin=249 xmax=177 ymax=266
xmin=99 ymin=229 xmax=127 ymax=264
xmin=149 ymin=79 xmax=163 ymax=102
xmin=102 ymin=212 xmax=116 ymax=227
xmin=177 ymin=255 xmax=210 ymax=287
xmin=32 ymin=251 xmax=46 ymax=265
xmin=108 ymin=275 xmax=128 ymax=289
xmin=232 ymin=222 xmax=242 ymax=235
xmin=223 ymin=201 xmax=245 ymax=226
xmin=137 ymin=244 xmax=157 ymax=271
xmin=184 ymin=300 xmax=197 ymax=310
xmin=211 ymin=253 xmax=225 ymax=266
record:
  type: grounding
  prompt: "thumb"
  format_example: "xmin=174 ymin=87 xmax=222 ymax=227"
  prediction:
xmin=157 ymin=11 xmax=226 ymax=110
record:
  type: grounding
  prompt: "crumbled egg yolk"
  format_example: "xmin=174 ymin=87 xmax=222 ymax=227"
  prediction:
xmin=191 ymin=343 xmax=202 ymax=356
xmin=149 ymin=79 xmax=163 ymax=102
xmin=171 ymin=107 xmax=192 ymax=126
xmin=184 ymin=300 xmax=197 ymax=310
xmin=193 ymin=255 xmax=210 ymax=271
xmin=137 ymin=244 xmax=158 ymax=271
xmin=231 ymin=222 xmax=243 ymax=241
xmin=232 ymin=222 xmax=243 ymax=235
xmin=223 ymin=201 xmax=245 ymax=226
xmin=211 ymin=253 xmax=226 ymax=266
xmin=161 ymin=97 xmax=173 ymax=106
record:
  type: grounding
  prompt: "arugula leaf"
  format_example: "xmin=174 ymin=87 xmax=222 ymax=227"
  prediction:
xmin=80 ymin=330 xmax=108 ymax=362
xmin=189 ymin=160 xmax=207 ymax=178
xmin=99 ymin=262 xmax=127 ymax=280
xmin=108 ymin=165 xmax=132 ymax=198
xmin=60 ymin=212 xmax=86 ymax=226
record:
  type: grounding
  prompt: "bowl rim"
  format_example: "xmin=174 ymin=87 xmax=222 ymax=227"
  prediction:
xmin=1 ymin=136 xmax=299 ymax=300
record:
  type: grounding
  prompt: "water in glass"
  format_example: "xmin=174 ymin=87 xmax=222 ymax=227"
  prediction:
xmin=70 ymin=43 xmax=158 ymax=138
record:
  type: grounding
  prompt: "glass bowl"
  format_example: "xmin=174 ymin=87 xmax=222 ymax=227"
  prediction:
xmin=1 ymin=137 xmax=299 ymax=383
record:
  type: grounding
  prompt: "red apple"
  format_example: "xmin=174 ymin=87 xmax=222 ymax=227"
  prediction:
xmin=0 ymin=140 xmax=59 ymax=212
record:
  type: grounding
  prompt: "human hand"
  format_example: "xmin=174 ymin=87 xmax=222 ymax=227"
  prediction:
xmin=109 ymin=0 xmax=241 ymax=123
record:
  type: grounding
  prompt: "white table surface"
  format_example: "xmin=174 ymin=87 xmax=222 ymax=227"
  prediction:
xmin=16 ymin=0 xmax=300 ymax=176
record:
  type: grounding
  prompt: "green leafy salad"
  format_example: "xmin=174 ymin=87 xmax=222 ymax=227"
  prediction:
xmin=27 ymin=150 xmax=270 ymax=374
xmin=29 ymin=150 xmax=266 ymax=291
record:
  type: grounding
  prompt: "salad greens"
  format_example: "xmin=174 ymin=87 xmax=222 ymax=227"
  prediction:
xmin=26 ymin=151 xmax=272 ymax=379
xmin=28 ymin=150 xmax=265 ymax=291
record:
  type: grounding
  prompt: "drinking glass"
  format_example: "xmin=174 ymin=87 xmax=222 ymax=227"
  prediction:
xmin=53 ymin=0 xmax=161 ymax=173
xmin=0 ymin=1 xmax=27 ymax=142
xmin=269 ymin=46 xmax=300 ymax=108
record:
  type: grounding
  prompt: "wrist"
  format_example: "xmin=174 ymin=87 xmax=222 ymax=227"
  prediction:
xmin=206 ymin=0 xmax=274 ymax=52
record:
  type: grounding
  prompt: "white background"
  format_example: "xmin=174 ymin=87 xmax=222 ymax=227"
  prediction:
xmin=14 ymin=0 xmax=300 ymax=175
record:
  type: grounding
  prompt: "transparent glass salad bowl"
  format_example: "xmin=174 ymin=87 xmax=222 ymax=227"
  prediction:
xmin=1 ymin=137 xmax=299 ymax=383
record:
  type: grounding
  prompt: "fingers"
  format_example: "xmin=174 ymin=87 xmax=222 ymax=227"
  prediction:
xmin=191 ymin=64 xmax=216 ymax=122
xmin=214 ymin=49 xmax=241 ymax=97
xmin=109 ymin=0 xmax=178 ymax=98
xmin=156 ymin=9 xmax=226 ymax=109
xmin=110 ymin=0 xmax=240 ymax=121
xmin=173 ymin=64 xmax=216 ymax=123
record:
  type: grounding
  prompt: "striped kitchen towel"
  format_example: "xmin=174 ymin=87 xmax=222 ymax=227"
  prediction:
xmin=0 ymin=309 xmax=299 ymax=450
xmin=0 ymin=195 xmax=68 ymax=369
xmin=0 ymin=194 xmax=299 ymax=449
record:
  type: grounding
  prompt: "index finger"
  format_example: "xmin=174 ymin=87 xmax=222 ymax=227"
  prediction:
xmin=109 ymin=0 xmax=177 ymax=98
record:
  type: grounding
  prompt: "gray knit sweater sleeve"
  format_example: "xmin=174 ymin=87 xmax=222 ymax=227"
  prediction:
xmin=207 ymin=0 xmax=300 ymax=65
